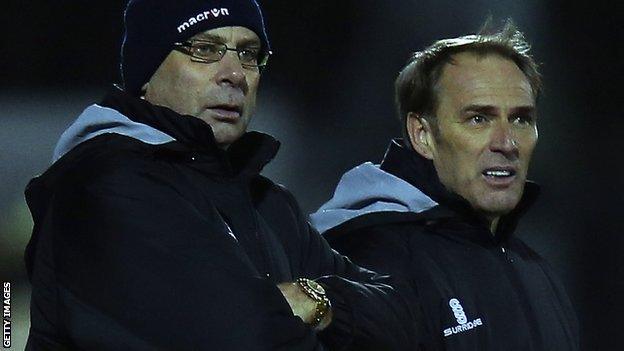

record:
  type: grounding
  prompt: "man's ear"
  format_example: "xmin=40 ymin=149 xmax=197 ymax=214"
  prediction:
xmin=406 ymin=112 xmax=435 ymax=160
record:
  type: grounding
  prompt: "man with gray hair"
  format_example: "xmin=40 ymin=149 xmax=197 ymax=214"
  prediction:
xmin=312 ymin=22 xmax=579 ymax=350
xmin=24 ymin=1 xmax=416 ymax=350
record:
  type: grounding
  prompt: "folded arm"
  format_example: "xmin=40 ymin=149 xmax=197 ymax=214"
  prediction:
xmin=28 ymin=165 xmax=326 ymax=351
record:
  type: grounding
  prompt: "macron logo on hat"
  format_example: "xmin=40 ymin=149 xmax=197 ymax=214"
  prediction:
xmin=177 ymin=8 xmax=230 ymax=33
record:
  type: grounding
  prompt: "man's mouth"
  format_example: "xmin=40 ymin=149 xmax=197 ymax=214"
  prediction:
xmin=481 ymin=167 xmax=517 ymax=186
xmin=206 ymin=105 xmax=242 ymax=121
xmin=482 ymin=169 xmax=516 ymax=178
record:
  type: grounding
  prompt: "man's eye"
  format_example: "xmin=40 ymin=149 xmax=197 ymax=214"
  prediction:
xmin=512 ymin=115 xmax=534 ymax=125
xmin=193 ymin=43 xmax=221 ymax=56
xmin=468 ymin=115 xmax=488 ymax=124
xmin=238 ymin=48 xmax=259 ymax=63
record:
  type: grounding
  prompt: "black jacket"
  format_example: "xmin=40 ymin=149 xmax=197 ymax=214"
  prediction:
xmin=24 ymin=89 xmax=415 ymax=351
xmin=311 ymin=140 xmax=579 ymax=350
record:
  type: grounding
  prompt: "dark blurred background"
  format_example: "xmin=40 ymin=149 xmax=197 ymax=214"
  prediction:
xmin=1 ymin=1 xmax=622 ymax=350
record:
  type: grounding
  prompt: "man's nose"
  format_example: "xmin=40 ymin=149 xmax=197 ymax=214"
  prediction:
xmin=489 ymin=122 xmax=519 ymax=159
xmin=214 ymin=52 xmax=248 ymax=94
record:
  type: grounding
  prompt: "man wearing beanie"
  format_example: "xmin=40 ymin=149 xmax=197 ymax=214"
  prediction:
xmin=23 ymin=1 xmax=417 ymax=350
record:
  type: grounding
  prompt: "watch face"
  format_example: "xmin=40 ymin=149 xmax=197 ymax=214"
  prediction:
xmin=308 ymin=280 xmax=326 ymax=295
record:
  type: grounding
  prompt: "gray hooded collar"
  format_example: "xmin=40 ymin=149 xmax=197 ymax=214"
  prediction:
xmin=309 ymin=162 xmax=438 ymax=235
xmin=53 ymin=104 xmax=175 ymax=163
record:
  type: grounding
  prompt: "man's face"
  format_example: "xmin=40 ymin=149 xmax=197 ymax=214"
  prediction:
xmin=425 ymin=52 xmax=538 ymax=219
xmin=144 ymin=26 xmax=261 ymax=147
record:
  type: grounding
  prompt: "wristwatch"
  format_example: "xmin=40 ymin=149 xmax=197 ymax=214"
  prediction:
xmin=296 ymin=278 xmax=331 ymax=327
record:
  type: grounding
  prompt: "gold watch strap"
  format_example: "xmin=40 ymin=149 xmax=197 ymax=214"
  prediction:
xmin=296 ymin=278 xmax=330 ymax=327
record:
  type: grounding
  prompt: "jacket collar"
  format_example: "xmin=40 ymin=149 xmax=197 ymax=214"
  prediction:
xmin=379 ymin=139 xmax=540 ymax=244
xmin=100 ymin=86 xmax=280 ymax=178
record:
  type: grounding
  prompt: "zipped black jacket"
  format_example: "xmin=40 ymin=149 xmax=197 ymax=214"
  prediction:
xmin=24 ymin=89 xmax=415 ymax=351
xmin=311 ymin=140 xmax=579 ymax=350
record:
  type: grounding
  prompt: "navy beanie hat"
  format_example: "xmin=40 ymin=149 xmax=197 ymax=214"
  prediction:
xmin=120 ymin=0 xmax=270 ymax=95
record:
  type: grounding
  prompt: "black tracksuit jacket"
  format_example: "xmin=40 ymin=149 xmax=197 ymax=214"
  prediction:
xmin=24 ymin=89 xmax=415 ymax=350
xmin=318 ymin=140 xmax=580 ymax=350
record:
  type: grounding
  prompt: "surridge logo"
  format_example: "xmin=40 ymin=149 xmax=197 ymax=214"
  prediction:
xmin=177 ymin=8 xmax=230 ymax=33
xmin=442 ymin=298 xmax=483 ymax=337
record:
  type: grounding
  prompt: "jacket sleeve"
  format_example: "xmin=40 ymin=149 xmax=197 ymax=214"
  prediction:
xmin=276 ymin=189 xmax=419 ymax=350
xmin=324 ymin=224 xmax=432 ymax=350
xmin=27 ymin=162 xmax=328 ymax=351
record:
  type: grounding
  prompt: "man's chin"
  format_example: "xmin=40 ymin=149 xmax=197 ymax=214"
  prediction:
xmin=211 ymin=125 xmax=245 ymax=148
xmin=476 ymin=191 xmax=522 ymax=217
